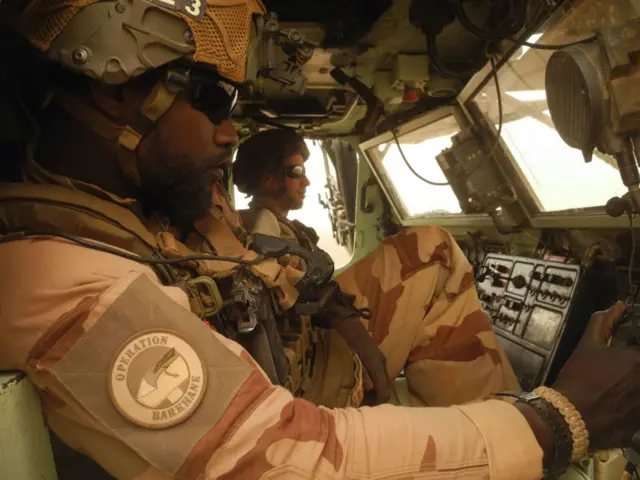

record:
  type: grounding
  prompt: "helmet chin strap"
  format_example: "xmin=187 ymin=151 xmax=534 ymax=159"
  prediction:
xmin=117 ymin=79 xmax=178 ymax=152
xmin=50 ymin=78 xmax=178 ymax=188
xmin=116 ymin=79 xmax=178 ymax=187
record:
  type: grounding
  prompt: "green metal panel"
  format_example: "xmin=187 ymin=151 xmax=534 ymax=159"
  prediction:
xmin=0 ymin=372 xmax=58 ymax=480
xmin=335 ymin=154 xmax=384 ymax=276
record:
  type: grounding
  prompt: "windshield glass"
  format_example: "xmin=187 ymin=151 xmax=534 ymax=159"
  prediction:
xmin=472 ymin=0 xmax=637 ymax=212
xmin=364 ymin=114 xmax=463 ymax=218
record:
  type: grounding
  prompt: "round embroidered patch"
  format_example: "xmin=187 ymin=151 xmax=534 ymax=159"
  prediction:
xmin=108 ymin=330 xmax=207 ymax=429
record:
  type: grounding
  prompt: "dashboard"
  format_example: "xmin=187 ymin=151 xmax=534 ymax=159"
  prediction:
xmin=472 ymin=250 xmax=639 ymax=391
xmin=476 ymin=253 xmax=581 ymax=390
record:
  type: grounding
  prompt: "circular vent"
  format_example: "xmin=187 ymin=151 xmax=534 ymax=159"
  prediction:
xmin=545 ymin=44 xmax=604 ymax=152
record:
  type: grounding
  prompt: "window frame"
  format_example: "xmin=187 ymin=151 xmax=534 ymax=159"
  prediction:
xmin=359 ymin=106 xmax=496 ymax=227
xmin=455 ymin=0 xmax=633 ymax=230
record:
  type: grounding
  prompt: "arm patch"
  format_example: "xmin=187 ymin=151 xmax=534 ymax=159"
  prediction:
xmin=46 ymin=274 xmax=253 ymax=476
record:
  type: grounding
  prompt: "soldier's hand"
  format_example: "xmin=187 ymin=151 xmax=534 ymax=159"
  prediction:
xmin=328 ymin=311 xmax=391 ymax=405
xmin=553 ymin=301 xmax=640 ymax=449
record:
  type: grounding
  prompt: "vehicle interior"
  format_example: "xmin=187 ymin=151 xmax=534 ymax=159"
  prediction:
xmin=1 ymin=0 xmax=640 ymax=478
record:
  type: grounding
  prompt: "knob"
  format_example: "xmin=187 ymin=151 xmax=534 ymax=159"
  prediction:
xmin=561 ymin=277 xmax=574 ymax=287
xmin=545 ymin=273 xmax=574 ymax=287
xmin=512 ymin=275 xmax=527 ymax=289
xmin=505 ymin=299 xmax=522 ymax=311
xmin=531 ymin=271 xmax=544 ymax=281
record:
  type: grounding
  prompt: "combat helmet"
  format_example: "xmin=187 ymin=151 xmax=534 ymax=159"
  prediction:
xmin=12 ymin=0 xmax=265 ymax=157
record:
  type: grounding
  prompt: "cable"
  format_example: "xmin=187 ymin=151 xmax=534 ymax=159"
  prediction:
xmin=451 ymin=0 xmax=527 ymax=42
xmin=390 ymin=129 xmax=450 ymax=186
xmin=451 ymin=0 xmax=597 ymax=50
xmin=449 ymin=0 xmax=597 ymax=51
xmin=488 ymin=56 xmax=504 ymax=156
xmin=385 ymin=53 xmax=501 ymax=186
xmin=506 ymin=35 xmax=597 ymax=50
xmin=0 ymin=230 xmax=263 ymax=266
xmin=427 ymin=32 xmax=490 ymax=80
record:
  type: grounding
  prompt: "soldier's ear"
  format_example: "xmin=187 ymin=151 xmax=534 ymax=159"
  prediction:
xmin=259 ymin=172 xmax=280 ymax=192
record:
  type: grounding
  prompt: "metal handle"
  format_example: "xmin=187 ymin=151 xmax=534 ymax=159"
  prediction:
xmin=360 ymin=177 xmax=376 ymax=213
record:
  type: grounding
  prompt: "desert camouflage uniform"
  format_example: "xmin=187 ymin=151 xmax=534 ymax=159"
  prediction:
xmin=243 ymin=206 xmax=520 ymax=406
xmin=0 ymin=0 xmax=537 ymax=477
xmin=0 ymin=232 xmax=542 ymax=480
xmin=0 ymin=171 xmax=543 ymax=480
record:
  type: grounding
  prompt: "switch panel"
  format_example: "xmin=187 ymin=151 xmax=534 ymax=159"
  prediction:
xmin=476 ymin=254 xmax=581 ymax=390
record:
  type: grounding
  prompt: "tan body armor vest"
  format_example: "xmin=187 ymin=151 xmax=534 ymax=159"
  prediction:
xmin=0 ymin=181 xmax=314 ymax=396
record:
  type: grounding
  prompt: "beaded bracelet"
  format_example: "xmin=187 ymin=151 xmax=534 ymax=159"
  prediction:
xmin=534 ymin=386 xmax=590 ymax=462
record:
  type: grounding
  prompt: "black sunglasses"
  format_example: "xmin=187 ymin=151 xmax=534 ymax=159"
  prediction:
xmin=165 ymin=62 xmax=239 ymax=125
xmin=284 ymin=165 xmax=306 ymax=179
xmin=190 ymin=79 xmax=238 ymax=125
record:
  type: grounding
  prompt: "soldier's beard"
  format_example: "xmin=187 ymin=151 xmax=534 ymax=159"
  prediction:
xmin=140 ymin=162 xmax=218 ymax=228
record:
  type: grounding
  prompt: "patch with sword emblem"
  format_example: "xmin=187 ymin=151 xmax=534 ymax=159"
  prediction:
xmin=43 ymin=273 xmax=253 ymax=475
xmin=108 ymin=330 xmax=207 ymax=429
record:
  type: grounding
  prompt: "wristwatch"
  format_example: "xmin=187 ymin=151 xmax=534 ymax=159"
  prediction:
xmin=512 ymin=391 xmax=574 ymax=478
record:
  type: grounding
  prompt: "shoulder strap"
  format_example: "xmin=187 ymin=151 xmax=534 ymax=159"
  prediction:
xmin=0 ymin=182 xmax=176 ymax=284
xmin=276 ymin=215 xmax=319 ymax=251
xmin=291 ymin=219 xmax=320 ymax=247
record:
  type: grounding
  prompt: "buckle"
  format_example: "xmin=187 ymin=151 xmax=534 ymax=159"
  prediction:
xmin=235 ymin=288 xmax=259 ymax=333
xmin=164 ymin=64 xmax=191 ymax=93
xmin=186 ymin=276 xmax=223 ymax=318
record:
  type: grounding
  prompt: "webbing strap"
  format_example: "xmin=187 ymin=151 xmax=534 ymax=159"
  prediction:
xmin=117 ymin=80 xmax=177 ymax=151
xmin=53 ymin=88 xmax=122 ymax=141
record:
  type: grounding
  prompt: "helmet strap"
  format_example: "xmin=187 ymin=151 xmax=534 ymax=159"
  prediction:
xmin=115 ymin=78 xmax=179 ymax=188
xmin=117 ymin=79 xmax=178 ymax=152
xmin=50 ymin=76 xmax=179 ymax=189
xmin=51 ymin=86 xmax=123 ymax=142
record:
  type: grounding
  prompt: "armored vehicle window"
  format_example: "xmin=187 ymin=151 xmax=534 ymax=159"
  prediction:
xmin=472 ymin=0 xmax=636 ymax=212
xmin=362 ymin=111 xmax=463 ymax=219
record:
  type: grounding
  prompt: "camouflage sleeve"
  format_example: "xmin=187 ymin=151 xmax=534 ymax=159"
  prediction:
xmin=336 ymin=226 xmax=520 ymax=407
xmin=26 ymin=269 xmax=542 ymax=480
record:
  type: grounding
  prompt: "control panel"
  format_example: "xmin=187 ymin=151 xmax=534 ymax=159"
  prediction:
xmin=477 ymin=254 xmax=582 ymax=391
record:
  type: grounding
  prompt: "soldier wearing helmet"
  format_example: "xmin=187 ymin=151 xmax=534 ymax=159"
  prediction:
xmin=233 ymin=128 xmax=522 ymax=407
xmin=234 ymin=129 xmax=313 ymax=243
xmin=1 ymin=2 xmax=640 ymax=479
